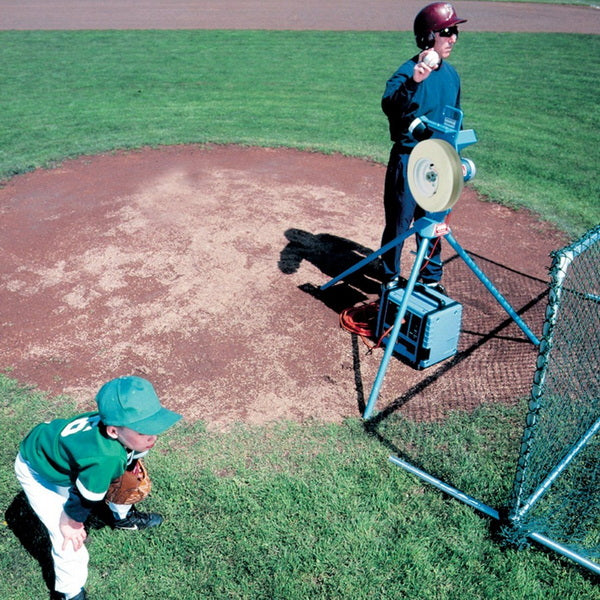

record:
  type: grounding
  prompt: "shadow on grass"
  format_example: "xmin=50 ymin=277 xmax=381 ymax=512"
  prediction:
xmin=5 ymin=492 xmax=55 ymax=593
xmin=5 ymin=492 xmax=111 ymax=597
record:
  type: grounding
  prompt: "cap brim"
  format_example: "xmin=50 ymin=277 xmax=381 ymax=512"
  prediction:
xmin=129 ymin=407 xmax=182 ymax=435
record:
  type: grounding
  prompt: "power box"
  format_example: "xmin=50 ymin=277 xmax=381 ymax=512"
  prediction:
xmin=376 ymin=284 xmax=462 ymax=369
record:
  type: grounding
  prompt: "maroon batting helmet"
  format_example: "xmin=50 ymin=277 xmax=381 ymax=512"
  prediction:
xmin=414 ymin=3 xmax=467 ymax=49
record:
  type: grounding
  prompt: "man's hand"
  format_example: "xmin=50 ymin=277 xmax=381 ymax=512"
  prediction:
xmin=59 ymin=510 xmax=87 ymax=551
xmin=413 ymin=50 xmax=435 ymax=83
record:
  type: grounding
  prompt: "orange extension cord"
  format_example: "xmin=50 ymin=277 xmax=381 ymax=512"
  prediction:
xmin=339 ymin=212 xmax=451 ymax=350
xmin=339 ymin=301 xmax=389 ymax=351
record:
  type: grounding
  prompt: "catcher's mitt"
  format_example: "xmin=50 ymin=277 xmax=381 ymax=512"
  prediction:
xmin=105 ymin=459 xmax=152 ymax=505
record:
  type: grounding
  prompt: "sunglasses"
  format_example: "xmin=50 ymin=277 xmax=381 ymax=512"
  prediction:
xmin=436 ymin=26 xmax=459 ymax=38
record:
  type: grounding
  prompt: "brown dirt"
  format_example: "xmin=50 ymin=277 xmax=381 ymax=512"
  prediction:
xmin=2 ymin=1 xmax=599 ymax=33
xmin=1 ymin=1 xmax=587 ymax=429
xmin=0 ymin=145 xmax=568 ymax=428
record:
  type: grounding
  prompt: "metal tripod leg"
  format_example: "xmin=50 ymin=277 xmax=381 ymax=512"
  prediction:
xmin=361 ymin=226 xmax=540 ymax=419
xmin=362 ymin=237 xmax=431 ymax=419
xmin=318 ymin=213 xmax=540 ymax=420
xmin=444 ymin=231 xmax=540 ymax=346
xmin=319 ymin=226 xmax=418 ymax=291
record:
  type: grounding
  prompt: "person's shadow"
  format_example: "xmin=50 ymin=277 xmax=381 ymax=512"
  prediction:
xmin=5 ymin=492 xmax=55 ymax=592
xmin=5 ymin=492 xmax=110 ymax=595
xmin=278 ymin=228 xmax=384 ymax=313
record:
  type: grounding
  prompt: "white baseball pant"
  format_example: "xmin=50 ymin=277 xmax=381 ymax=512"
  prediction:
xmin=14 ymin=452 xmax=89 ymax=598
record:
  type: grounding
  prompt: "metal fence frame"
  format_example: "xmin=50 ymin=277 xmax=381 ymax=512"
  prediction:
xmin=388 ymin=225 xmax=600 ymax=575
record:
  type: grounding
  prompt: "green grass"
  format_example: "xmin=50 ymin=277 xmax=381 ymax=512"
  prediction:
xmin=1 ymin=375 xmax=598 ymax=599
xmin=0 ymin=30 xmax=598 ymax=237
xmin=1 ymin=27 xmax=599 ymax=598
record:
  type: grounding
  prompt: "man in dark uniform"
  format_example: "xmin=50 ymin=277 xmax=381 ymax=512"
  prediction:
xmin=380 ymin=2 xmax=467 ymax=292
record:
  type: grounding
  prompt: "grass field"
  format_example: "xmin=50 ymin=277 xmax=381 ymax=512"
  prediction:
xmin=1 ymin=31 xmax=598 ymax=236
xmin=2 ymin=376 xmax=599 ymax=599
xmin=1 ymin=27 xmax=599 ymax=599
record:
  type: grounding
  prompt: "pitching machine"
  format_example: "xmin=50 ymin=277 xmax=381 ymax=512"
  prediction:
xmin=320 ymin=106 xmax=540 ymax=419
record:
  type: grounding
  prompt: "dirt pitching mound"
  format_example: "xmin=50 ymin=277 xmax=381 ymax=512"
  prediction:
xmin=0 ymin=145 xmax=568 ymax=428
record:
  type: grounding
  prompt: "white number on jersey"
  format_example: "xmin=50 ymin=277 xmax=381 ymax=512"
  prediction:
xmin=60 ymin=414 xmax=102 ymax=437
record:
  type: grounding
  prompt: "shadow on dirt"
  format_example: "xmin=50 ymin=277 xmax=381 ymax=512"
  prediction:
xmin=279 ymin=227 xmax=383 ymax=312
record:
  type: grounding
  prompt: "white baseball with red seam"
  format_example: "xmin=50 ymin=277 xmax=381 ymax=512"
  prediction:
xmin=423 ymin=50 xmax=440 ymax=68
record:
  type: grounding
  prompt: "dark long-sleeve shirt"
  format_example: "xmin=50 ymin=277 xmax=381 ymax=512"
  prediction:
xmin=382 ymin=55 xmax=461 ymax=151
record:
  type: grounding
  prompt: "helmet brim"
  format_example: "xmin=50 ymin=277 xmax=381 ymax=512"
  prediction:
xmin=447 ymin=18 xmax=467 ymax=27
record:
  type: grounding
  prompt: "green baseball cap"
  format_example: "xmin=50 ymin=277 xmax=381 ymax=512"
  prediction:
xmin=96 ymin=376 xmax=182 ymax=435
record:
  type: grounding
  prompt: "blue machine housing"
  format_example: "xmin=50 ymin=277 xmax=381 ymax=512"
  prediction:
xmin=376 ymin=283 xmax=462 ymax=369
xmin=420 ymin=105 xmax=477 ymax=154
xmin=415 ymin=106 xmax=478 ymax=182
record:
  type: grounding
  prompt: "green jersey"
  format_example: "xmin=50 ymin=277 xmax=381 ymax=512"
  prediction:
xmin=20 ymin=411 xmax=129 ymax=502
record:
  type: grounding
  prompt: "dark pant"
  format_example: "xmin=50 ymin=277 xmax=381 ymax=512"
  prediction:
xmin=381 ymin=146 xmax=443 ymax=283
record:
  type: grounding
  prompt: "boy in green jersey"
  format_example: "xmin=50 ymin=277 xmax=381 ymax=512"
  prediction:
xmin=14 ymin=376 xmax=182 ymax=600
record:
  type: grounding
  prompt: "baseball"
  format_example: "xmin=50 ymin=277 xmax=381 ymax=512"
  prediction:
xmin=423 ymin=50 xmax=440 ymax=68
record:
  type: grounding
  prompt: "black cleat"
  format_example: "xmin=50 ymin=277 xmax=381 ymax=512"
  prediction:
xmin=383 ymin=275 xmax=407 ymax=290
xmin=429 ymin=283 xmax=447 ymax=295
xmin=113 ymin=506 xmax=163 ymax=531
xmin=421 ymin=281 xmax=447 ymax=295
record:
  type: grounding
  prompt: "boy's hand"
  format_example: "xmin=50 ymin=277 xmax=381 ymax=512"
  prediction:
xmin=59 ymin=510 xmax=87 ymax=551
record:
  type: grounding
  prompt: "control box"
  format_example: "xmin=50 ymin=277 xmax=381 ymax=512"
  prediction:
xmin=376 ymin=284 xmax=462 ymax=369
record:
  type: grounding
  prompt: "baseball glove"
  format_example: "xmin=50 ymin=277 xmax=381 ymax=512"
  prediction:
xmin=105 ymin=459 xmax=152 ymax=505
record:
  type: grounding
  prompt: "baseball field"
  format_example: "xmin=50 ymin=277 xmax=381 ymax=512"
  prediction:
xmin=1 ymin=1 xmax=599 ymax=598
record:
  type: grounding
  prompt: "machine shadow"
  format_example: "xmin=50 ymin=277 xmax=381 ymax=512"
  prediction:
xmin=279 ymin=227 xmax=550 ymax=426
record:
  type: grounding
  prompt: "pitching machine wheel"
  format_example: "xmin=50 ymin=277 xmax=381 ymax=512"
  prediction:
xmin=407 ymin=139 xmax=464 ymax=212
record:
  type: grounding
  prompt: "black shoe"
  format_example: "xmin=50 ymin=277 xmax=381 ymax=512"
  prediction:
xmin=383 ymin=275 xmax=407 ymax=290
xmin=50 ymin=589 xmax=87 ymax=600
xmin=424 ymin=282 xmax=447 ymax=295
xmin=113 ymin=506 xmax=163 ymax=531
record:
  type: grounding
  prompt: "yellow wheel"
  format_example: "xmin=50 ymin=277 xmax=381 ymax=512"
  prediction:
xmin=407 ymin=139 xmax=464 ymax=212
